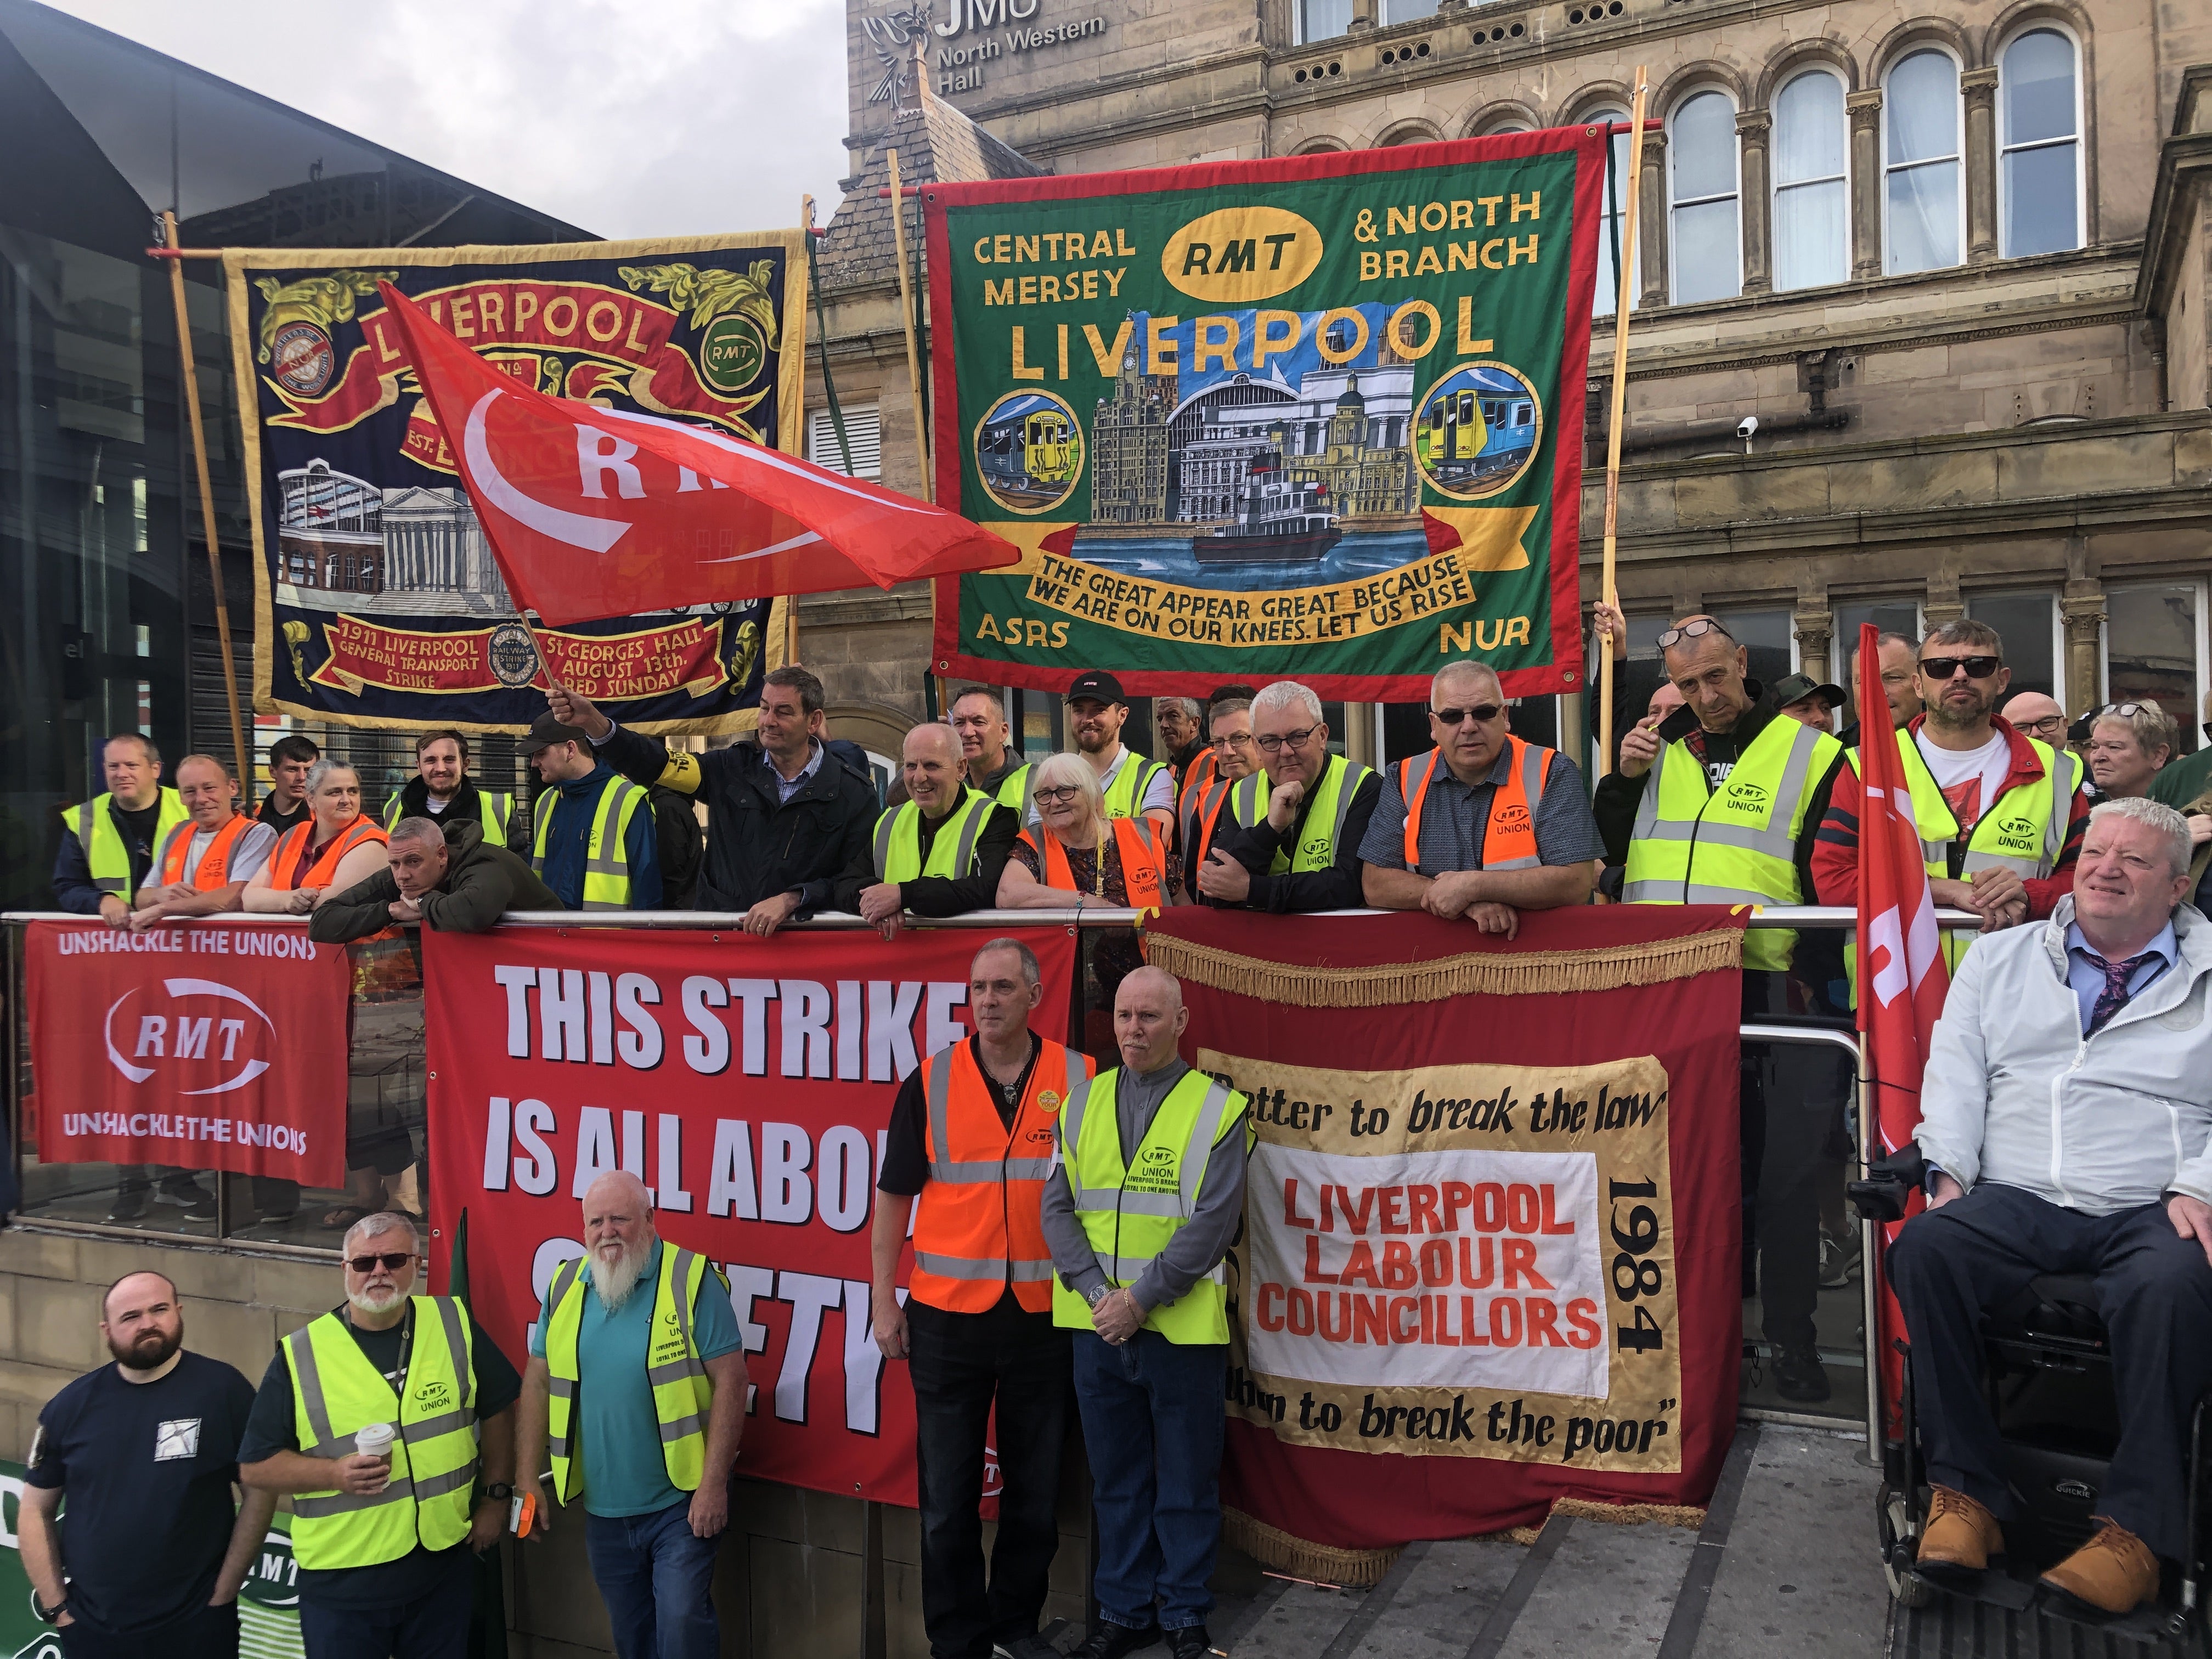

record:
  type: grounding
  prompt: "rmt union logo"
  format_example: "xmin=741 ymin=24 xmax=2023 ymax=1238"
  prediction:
xmin=1494 ymin=805 xmax=1532 ymax=833
xmin=1720 ymin=780 xmax=1771 ymax=815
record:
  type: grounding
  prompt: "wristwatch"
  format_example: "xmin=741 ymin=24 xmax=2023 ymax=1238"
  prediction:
xmin=482 ymin=1482 xmax=515 ymax=1502
xmin=1085 ymin=1284 xmax=1115 ymax=1312
xmin=32 ymin=1593 xmax=66 ymax=1626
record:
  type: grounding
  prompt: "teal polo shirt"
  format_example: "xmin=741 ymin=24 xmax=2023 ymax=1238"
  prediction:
xmin=531 ymin=1240 xmax=743 ymax=1518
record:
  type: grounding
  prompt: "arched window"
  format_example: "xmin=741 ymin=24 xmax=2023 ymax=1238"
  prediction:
xmin=2000 ymin=28 xmax=2082 ymax=256
xmin=1669 ymin=90 xmax=1741 ymax=304
xmin=1883 ymin=49 xmax=1963 ymax=273
xmin=1773 ymin=70 xmax=1849 ymax=290
xmin=1588 ymin=106 xmax=1635 ymax=317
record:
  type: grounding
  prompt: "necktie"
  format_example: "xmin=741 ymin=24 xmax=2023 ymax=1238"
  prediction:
xmin=2084 ymin=950 xmax=2148 ymax=1035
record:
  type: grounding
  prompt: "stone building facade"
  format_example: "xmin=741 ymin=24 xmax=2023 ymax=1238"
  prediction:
xmin=807 ymin=0 xmax=2212 ymax=758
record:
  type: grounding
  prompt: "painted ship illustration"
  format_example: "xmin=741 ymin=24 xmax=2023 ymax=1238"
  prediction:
xmin=1193 ymin=453 xmax=1342 ymax=564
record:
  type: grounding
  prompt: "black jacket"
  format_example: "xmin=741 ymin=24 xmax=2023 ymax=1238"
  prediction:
xmin=309 ymin=819 xmax=560 ymax=943
xmin=598 ymin=725 xmax=877 ymax=915
xmin=651 ymin=786 xmax=704 ymax=909
xmin=1207 ymin=767 xmax=1383 ymax=913
xmin=383 ymin=775 xmax=532 ymax=855
xmin=831 ymin=787 xmax=1022 ymax=916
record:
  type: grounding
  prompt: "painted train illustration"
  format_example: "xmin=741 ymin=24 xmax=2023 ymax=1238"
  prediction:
xmin=978 ymin=407 xmax=1080 ymax=496
xmin=1418 ymin=387 xmax=1538 ymax=491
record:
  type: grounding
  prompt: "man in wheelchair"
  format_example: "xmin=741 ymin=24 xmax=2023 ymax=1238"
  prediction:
xmin=1889 ymin=797 xmax=2212 ymax=1617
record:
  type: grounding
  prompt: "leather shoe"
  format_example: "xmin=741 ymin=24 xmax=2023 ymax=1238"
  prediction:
xmin=995 ymin=1638 xmax=1063 ymax=1659
xmin=1069 ymin=1623 xmax=1159 ymax=1659
xmin=2040 ymin=1520 xmax=2160 ymax=1616
xmin=1167 ymin=1627 xmax=1211 ymax=1658
xmin=1770 ymin=1345 xmax=1830 ymax=1403
xmin=1915 ymin=1486 xmax=2005 ymax=1584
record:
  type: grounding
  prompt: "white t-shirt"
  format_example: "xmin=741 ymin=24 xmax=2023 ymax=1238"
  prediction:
xmin=1915 ymin=728 xmax=2011 ymax=831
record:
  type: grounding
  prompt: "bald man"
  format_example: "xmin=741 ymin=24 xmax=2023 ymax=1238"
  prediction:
xmin=20 ymin=1270 xmax=274 ymax=1658
xmin=2001 ymin=691 xmax=2070 ymax=751
xmin=517 ymin=1174 xmax=748 ymax=1659
xmin=836 ymin=723 xmax=1022 ymax=938
xmin=1041 ymin=967 xmax=1252 ymax=1659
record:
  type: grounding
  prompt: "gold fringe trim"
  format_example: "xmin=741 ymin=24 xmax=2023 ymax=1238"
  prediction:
xmin=1550 ymin=1497 xmax=1707 ymax=1530
xmin=1222 ymin=1507 xmax=1402 ymax=1588
xmin=1147 ymin=927 xmax=1742 ymax=1007
xmin=1505 ymin=1523 xmax=1544 ymax=1545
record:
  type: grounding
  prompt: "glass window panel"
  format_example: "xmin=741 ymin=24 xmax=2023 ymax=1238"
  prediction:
xmin=1775 ymin=179 xmax=1847 ymax=291
xmin=1591 ymin=108 xmax=1633 ymax=317
xmin=1672 ymin=198 xmax=1742 ymax=303
xmin=1774 ymin=72 xmax=1847 ymax=184
xmin=1384 ymin=0 xmax=1441 ymax=19
xmin=1887 ymin=52 xmax=1960 ymax=166
xmin=2105 ymin=586 xmax=2202 ymax=751
xmin=2002 ymin=30 xmax=2077 ymax=146
xmin=1301 ymin=0 xmax=1353 ymax=41
xmin=1963 ymin=591 xmax=2056 ymax=703
xmin=1712 ymin=607 xmax=1796 ymax=692
xmin=1671 ymin=92 xmax=1739 ymax=201
xmin=2002 ymin=143 xmax=2079 ymax=257
xmin=1886 ymin=160 xmax=1961 ymax=273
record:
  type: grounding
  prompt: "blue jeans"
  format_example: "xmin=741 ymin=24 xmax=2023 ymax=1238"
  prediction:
xmin=583 ymin=1497 xmax=723 ymax=1659
xmin=1071 ymin=1330 xmax=1227 ymax=1632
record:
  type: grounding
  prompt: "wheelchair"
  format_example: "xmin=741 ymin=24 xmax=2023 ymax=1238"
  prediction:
xmin=1852 ymin=1146 xmax=2212 ymax=1640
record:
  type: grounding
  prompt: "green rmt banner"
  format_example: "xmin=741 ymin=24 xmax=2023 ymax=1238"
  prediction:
xmin=923 ymin=131 xmax=1607 ymax=701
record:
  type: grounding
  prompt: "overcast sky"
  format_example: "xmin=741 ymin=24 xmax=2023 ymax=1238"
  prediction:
xmin=47 ymin=0 xmax=854 ymax=238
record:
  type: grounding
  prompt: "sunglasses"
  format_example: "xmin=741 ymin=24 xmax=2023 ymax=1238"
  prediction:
xmin=1920 ymin=655 xmax=2002 ymax=681
xmin=1431 ymin=704 xmax=1505 ymax=727
xmin=1033 ymin=785 xmax=1081 ymax=805
xmin=2100 ymin=703 xmax=2152 ymax=720
xmin=1655 ymin=619 xmax=1734 ymax=651
xmin=347 ymin=1252 xmax=415 ymax=1274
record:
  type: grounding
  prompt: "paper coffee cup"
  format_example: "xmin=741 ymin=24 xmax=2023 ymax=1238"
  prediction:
xmin=354 ymin=1423 xmax=395 ymax=1460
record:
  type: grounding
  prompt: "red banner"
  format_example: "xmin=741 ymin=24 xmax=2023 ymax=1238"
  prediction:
xmin=26 ymin=920 xmax=351 ymax=1186
xmin=1145 ymin=906 xmax=1745 ymax=1548
xmin=422 ymin=924 xmax=1078 ymax=1504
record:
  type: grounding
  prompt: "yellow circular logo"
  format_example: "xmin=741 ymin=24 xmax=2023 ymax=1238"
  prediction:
xmin=1039 ymin=1090 xmax=1062 ymax=1110
xmin=1161 ymin=206 xmax=1325 ymax=303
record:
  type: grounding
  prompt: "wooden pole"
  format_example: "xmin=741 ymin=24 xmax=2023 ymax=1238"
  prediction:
xmin=163 ymin=212 xmax=252 ymax=801
xmin=1595 ymin=70 xmax=1649 ymax=781
xmin=791 ymin=194 xmax=813 ymax=673
xmin=887 ymin=144 xmax=947 ymax=711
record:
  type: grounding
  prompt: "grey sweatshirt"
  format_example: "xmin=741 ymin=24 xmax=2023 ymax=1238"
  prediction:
xmin=1040 ymin=1055 xmax=1250 ymax=1317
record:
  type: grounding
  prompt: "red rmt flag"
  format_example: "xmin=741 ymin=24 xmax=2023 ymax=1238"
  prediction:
xmin=1853 ymin=620 xmax=1952 ymax=1436
xmin=373 ymin=281 xmax=1018 ymax=627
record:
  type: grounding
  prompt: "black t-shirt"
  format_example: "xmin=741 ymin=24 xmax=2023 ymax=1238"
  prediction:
xmin=256 ymin=796 xmax=312 ymax=837
xmin=112 ymin=800 xmax=165 ymax=894
xmin=877 ymin=1032 xmax=1043 ymax=1197
xmin=238 ymin=1304 xmax=522 ymax=1610
xmin=26 ymin=1350 xmax=256 ymax=1633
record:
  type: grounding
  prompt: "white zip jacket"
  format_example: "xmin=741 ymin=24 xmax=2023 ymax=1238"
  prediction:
xmin=1916 ymin=896 xmax=2212 ymax=1213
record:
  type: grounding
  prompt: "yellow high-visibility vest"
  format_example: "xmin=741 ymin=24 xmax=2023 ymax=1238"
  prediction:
xmin=63 ymin=789 xmax=188 ymax=896
xmin=532 ymin=777 xmax=648 ymax=909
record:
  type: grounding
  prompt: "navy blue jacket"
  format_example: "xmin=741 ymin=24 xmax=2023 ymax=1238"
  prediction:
xmin=532 ymin=763 xmax=662 ymax=910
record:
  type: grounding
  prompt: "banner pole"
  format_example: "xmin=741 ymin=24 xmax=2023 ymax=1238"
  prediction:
xmin=163 ymin=212 xmax=252 ymax=802
xmin=887 ymin=149 xmax=932 ymax=506
xmin=1596 ymin=70 xmax=1649 ymax=782
xmin=791 ymin=194 xmax=814 ymax=672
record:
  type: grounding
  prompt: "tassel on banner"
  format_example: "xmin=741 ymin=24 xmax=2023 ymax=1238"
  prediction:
xmin=1145 ymin=927 xmax=1743 ymax=1008
xmin=1222 ymin=1507 xmax=1402 ymax=1588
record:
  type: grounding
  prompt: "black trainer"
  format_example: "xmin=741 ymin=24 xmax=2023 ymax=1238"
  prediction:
xmin=1771 ymin=1344 xmax=1831 ymax=1402
xmin=106 ymin=1188 xmax=148 ymax=1223
xmin=1069 ymin=1622 xmax=1160 ymax=1659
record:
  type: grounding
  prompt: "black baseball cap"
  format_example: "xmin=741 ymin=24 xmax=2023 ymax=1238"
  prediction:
xmin=1064 ymin=670 xmax=1125 ymax=705
xmin=522 ymin=712 xmax=590 ymax=755
xmin=1772 ymin=673 xmax=1845 ymax=712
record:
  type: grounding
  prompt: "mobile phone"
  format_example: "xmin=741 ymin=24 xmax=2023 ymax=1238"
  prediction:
xmin=509 ymin=1491 xmax=538 ymax=1537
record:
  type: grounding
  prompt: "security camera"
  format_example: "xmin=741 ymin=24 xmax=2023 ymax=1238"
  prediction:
xmin=1736 ymin=415 xmax=1759 ymax=439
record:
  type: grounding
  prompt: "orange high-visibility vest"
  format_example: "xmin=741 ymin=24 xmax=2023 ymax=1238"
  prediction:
xmin=909 ymin=1037 xmax=1095 ymax=1313
xmin=1177 ymin=747 xmax=1220 ymax=826
xmin=159 ymin=814 xmax=253 ymax=889
xmin=269 ymin=816 xmax=387 ymax=889
xmin=1396 ymin=735 xmax=1551 ymax=873
xmin=1020 ymin=817 xmax=1170 ymax=915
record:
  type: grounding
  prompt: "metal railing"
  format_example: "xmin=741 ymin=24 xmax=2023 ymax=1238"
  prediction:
xmin=3 ymin=904 xmax=1983 ymax=1446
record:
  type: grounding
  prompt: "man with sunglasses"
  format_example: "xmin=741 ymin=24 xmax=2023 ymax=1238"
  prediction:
xmin=1195 ymin=680 xmax=1381 ymax=912
xmin=239 ymin=1214 xmax=520 ymax=1659
xmin=1596 ymin=613 xmax=1851 ymax=1402
xmin=1814 ymin=618 xmax=2087 ymax=949
xmin=1363 ymin=660 xmax=1600 ymax=935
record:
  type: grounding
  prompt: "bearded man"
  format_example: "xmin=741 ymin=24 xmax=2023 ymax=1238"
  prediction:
xmin=515 ymin=1172 xmax=749 ymax=1659
xmin=239 ymin=1214 xmax=519 ymax=1659
xmin=18 ymin=1271 xmax=276 ymax=1659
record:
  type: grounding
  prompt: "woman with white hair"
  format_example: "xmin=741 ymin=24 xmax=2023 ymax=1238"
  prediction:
xmin=2087 ymin=702 xmax=2180 ymax=802
xmin=243 ymin=759 xmax=388 ymax=913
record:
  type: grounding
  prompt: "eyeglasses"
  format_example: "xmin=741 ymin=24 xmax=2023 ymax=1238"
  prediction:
xmin=1032 ymin=785 xmax=1081 ymax=805
xmin=2100 ymin=703 xmax=2152 ymax=720
xmin=1920 ymin=655 xmax=2003 ymax=681
xmin=347 ymin=1252 xmax=415 ymax=1274
xmin=1256 ymin=724 xmax=1322 ymax=754
xmin=2018 ymin=715 xmax=2069 ymax=737
xmin=1655 ymin=619 xmax=1733 ymax=651
xmin=1431 ymin=703 xmax=1505 ymax=727
xmin=1212 ymin=731 xmax=1255 ymax=748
